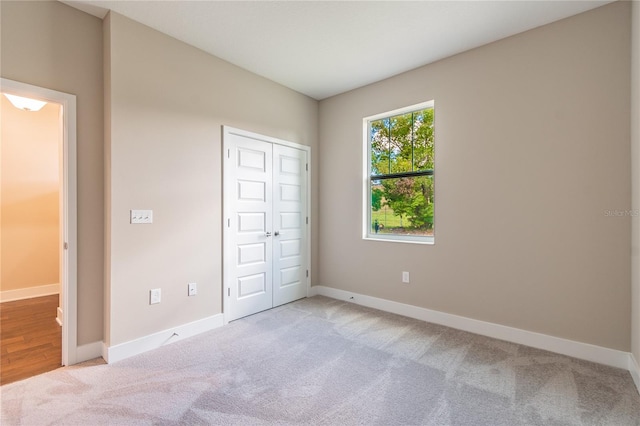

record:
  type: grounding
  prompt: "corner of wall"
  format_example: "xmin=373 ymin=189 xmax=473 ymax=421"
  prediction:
xmin=102 ymin=10 xmax=112 ymax=349
xmin=76 ymin=341 xmax=105 ymax=364
xmin=628 ymin=1 xmax=640 ymax=399
xmin=631 ymin=0 xmax=640 ymax=370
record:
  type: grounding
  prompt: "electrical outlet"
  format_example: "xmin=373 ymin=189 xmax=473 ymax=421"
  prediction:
xmin=402 ymin=271 xmax=410 ymax=283
xmin=150 ymin=288 xmax=161 ymax=304
xmin=188 ymin=282 xmax=197 ymax=296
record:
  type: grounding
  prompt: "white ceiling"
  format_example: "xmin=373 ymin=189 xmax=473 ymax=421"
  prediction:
xmin=63 ymin=0 xmax=614 ymax=100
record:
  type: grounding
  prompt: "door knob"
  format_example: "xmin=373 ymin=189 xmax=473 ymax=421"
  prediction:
xmin=274 ymin=231 xmax=280 ymax=236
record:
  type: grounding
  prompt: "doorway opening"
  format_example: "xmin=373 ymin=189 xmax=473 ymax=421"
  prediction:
xmin=0 ymin=78 xmax=77 ymax=383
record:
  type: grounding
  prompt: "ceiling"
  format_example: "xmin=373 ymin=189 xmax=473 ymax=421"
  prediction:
xmin=63 ymin=0 xmax=614 ymax=100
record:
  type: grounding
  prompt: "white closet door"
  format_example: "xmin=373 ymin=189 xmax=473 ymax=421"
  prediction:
xmin=272 ymin=144 xmax=308 ymax=307
xmin=224 ymin=127 xmax=309 ymax=322
xmin=225 ymin=134 xmax=273 ymax=321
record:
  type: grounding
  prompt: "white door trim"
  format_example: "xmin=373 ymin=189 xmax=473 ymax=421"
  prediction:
xmin=1 ymin=78 xmax=78 ymax=366
xmin=222 ymin=126 xmax=311 ymax=324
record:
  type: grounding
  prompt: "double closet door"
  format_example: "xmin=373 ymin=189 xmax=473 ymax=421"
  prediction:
xmin=224 ymin=127 xmax=309 ymax=322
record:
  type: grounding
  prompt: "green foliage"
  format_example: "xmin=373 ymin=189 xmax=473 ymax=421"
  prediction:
xmin=382 ymin=178 xmax=414 ymax=220
xmin=370 ymin=107 xmax=434 ymax=231
xmin=371 ymin=187 xmax=383 ymax=211
xmin=381 ymin=176 xmax=434 ymax=229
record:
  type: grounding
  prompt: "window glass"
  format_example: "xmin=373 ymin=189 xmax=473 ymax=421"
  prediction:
xmin=370 ymin=175 xmax=434 ymax=237
xmin=366 ymin=102 xmax=434 ymax=243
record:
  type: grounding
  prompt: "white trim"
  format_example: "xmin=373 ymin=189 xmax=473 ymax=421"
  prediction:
xmin=224 ymin=126 xmax=310 ymax=151
xmin=104 ymin=314 xmax=224 ymax=364
xmin=0 ymin=284 xmax=60 ymax=303
xmin=313 ymin=286 xmax=631 ymax=370
xmin=222 ymin=126 xmax=312 ymax=323
xmin=365 ymin=100 xmax=435 ymax=122
xmin=630 ymin=354 xmax=640 ymax=395
xmin=1 ymin=78 xmax=77 ymax=367
xmin=365 ymin=235 xmax=435 ymax=245
xmin=305 ymin=150 xmax=312 ymax=299
xmin=76 ymin=341 xmax=104 ymax=363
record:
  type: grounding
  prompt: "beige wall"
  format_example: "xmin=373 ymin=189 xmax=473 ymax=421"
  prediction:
xmin=318 ymin=2 xmax=631 ymax=351
xmin=1 ymin=97 xmax=60 ymax=291
xmin=104 ymin=12 xmax=318 ymax=346
xmin=632 ymin=0 xmax=640 ymax=363
xmin=0 ymin=1 xmax=104 ymax=344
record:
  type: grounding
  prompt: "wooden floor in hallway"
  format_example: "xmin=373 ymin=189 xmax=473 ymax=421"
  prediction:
xmin=0 ymin=294 xmax=62 ymax=385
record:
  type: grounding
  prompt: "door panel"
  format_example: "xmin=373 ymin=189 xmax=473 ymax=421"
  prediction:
xmin=238 ymin=273 xmax=267 ymax=298
xmin=226 ymin=134 xmax=273 ymax=321
xmin=272 ymin=144 xmax=308 ymax=307
xmin=237 ymin=243 xmax=266 ymax=265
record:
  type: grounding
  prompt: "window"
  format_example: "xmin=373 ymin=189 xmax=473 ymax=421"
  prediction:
xmin=364 ymin=101 xmax=435 ymax=243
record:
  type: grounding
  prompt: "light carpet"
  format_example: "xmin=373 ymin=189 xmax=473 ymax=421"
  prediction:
xmin=1 ymin=295 xmax=639 ymax=425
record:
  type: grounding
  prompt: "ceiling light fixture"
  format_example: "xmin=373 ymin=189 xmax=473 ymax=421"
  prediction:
xmin=3 ymin=93 xmax=47 ymax=112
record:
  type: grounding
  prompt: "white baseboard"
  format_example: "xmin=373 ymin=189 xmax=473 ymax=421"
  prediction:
xmin=0 ymin=284 xmax=60 ymax=303
xmin=75 ymin=341 xmax=104 ymax=364
xmin=312 ymin=286 xmax=631 ymax=371
xmin=56 ymin=307 xmax=63 ymax=326
xmin=104 ymin=314 xmax=224 ymax=364
xmin=630 ymin=354 xmax=640 ymax=395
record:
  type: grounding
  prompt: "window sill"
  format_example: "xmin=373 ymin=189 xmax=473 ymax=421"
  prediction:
xmin=364 ymin=235 xmax=435 ymax=245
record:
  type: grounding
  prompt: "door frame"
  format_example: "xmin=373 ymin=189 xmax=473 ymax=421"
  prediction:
xmin=1 ymin=78 xmax=78 ymax=366
xmin=222 ymin=126 xmax=311 ymax=324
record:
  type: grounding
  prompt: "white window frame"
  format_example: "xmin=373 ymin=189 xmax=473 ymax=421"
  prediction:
xmin=362 ymin=100 xmax=435 ymax=245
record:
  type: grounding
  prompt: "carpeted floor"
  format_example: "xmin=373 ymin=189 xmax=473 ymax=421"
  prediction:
xmin=1 ymin=295 xmax=639 ymax=425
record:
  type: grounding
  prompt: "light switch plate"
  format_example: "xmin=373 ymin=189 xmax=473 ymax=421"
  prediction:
xmin=131 ymin=209 xmax=153 ymax=224
xmin=188 ymin=282 xmax=197 ymax=296
xmin=150 ymin=288 xmax=161 ymax=304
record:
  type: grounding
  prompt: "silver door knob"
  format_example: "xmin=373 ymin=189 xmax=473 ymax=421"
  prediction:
xmin=265 ymin=232 xmax=272 ymax=237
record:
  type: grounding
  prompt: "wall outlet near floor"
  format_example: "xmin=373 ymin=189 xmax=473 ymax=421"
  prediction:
xmin=150 ymin=288 xmax=161 ymax=304
xmin=188 ymin=282 xmax=197 ymax=296
xmin=402 ymin=271 xmax=410 ymax=283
